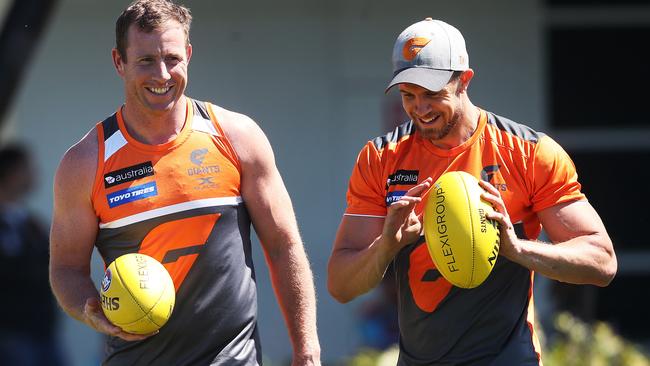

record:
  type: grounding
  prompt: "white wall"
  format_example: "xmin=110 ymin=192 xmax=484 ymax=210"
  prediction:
xmin=7 ymin=0 xmax=543 ymax=364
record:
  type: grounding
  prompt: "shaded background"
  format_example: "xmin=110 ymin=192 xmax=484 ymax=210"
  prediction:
xmin=0 ymin=0 xmax=648 ymax=364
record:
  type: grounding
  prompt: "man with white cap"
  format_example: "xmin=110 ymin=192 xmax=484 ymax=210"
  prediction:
xmin=328 ymin=18 xmax=616 ymax=365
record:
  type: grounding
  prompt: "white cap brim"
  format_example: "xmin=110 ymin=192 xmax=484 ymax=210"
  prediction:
xmin=385 ymin=68 xmax=454 ymax=93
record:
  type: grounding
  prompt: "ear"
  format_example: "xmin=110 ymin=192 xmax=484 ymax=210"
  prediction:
xmin=112 ymin=48 xmax=126 ymax=77
xmin=460 ymin=69 xmax=474 ymax=84
xmin=186 ymin=43 xmax=193 ymax=63
xmin=458 ymin=69 xmax=474 ymax=92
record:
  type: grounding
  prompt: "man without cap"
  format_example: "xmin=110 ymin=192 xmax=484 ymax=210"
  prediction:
xmin=328 ymin=18 xmax=616 ymax=365
xmin=49 ymin=0 xmax=321 ymax=364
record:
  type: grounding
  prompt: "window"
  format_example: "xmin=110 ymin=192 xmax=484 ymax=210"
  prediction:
xmin=546 ymin=2 xmax=650 ymax=347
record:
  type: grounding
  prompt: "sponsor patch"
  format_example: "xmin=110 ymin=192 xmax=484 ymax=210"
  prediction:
xmin=107 ymin=181 xmax=158 ymax=208
xmin=104 ymin=161 xmax=154 ymax=188
xmin=194 ymin=176 xmax=219 ymax=190
xmin=387 ymin=170 xmax=419 ymax=188
xmin=385 ymin=190 xmax=407 ymax=206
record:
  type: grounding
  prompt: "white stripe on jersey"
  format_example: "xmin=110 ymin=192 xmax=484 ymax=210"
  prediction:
xmin=343 ymin=213 xmax=386 ymax=218
xmin=104 ymin=130 xmax=128 ymax=162
xmin=192 ymin=114 xmax=219 ymax=136
xmin=99 ymin=196 xmax=243 ymax=229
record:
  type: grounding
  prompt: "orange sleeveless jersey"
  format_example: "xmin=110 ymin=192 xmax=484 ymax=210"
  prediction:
xmin=92 ymin=99 xmax=242 ymax=288
xmin=91 ymin=98 xmax=261 ymax=365
xmin=345 ymin=109 xmax=584 ymax=365
xmin=93 ymin=101 xmax=240 ymax=227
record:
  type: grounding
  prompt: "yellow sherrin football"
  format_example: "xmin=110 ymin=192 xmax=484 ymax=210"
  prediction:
xmin=100 ymin=253 xmax=175 ymax=334
xmin=423 ymin=171 xmax=500 ymax=289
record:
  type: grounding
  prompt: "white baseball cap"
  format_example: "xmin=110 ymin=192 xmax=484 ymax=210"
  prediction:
xmin=386 ymin=18 xmax=469 ymax=92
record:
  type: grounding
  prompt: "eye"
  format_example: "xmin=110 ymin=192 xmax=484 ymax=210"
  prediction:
xmin=137 ymin=57 xmax=154 ymax=65
xmin=424 ymin=91 xmax=444 ymax=100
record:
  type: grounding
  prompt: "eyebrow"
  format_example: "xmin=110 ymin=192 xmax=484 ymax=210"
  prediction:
xmin=135 ymin=51 xmax=183 ymax=59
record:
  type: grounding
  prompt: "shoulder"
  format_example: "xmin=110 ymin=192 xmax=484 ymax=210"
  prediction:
xmin=533 ymin=133 xmax=574 ymax=167
xmin=372 ymin=120 xmax=415 ymax=150
xmin=54 ymin=127 xmax=98 ymax=196
xmin=482 ymin=111 xmax=549 ymax=163
xmin=484 ymin=111 xmax=571 ymax=164
xmin=209 ymin=104 xmax=260 ymax=137
xmin=484 ymin=112 xmax=544 ymax=144
xmin=208 ymin=104 xmax=271 ymax=165
xmin=353 ymin=120 xmax=415 ymax=169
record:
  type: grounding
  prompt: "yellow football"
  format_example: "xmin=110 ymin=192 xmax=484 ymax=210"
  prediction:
xmin=100 ymin=253 xmax=175 ymax=334
xmin=423 ymin=171 xmax=500 ymax=288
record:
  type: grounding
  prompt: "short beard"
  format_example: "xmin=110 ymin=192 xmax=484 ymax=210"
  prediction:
xmin=415 ymin=108 xmax=461 ymax=141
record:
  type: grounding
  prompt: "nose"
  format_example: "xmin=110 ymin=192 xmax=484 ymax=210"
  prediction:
xmin=152 ymin=60 xmax=171 ymax=82
xmin=414 ymin=98 xmax=431 ymax=117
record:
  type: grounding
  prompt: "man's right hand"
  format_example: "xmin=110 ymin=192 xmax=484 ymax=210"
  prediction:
xmin=382 ymin=177 xmax=432 ymax=250
xmin=328 ymin=177 xmax=433 ymax=302
xmin=83 ymin=297 xmax=156 ymax=341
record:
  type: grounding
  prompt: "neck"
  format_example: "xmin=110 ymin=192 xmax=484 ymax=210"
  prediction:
xmin=121 ymin=96 xmax=188 ymax=145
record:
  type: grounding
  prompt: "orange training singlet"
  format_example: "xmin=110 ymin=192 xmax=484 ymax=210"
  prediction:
xmin=345 ymin=109 xmax=584 ymax=365
xmin=92 ymin=98 xmax=261 ymax=365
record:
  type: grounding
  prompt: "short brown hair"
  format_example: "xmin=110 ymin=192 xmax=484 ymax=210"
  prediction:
xmin=115 ymin=0 xmax=192 ymax=62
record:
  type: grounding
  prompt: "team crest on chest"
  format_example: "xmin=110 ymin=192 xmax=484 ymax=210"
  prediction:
xmin=187 ymin=148 xmax=220 ymax=190
xmin=481 ymin=165 xmax=507 ymax=192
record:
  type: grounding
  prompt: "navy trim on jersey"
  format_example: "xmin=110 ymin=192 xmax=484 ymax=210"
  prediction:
xmin=101 ymin=113 xmax=119 ymax=142
xmin=487 ymin=112 xmax=545 ymax=143
xmin=373 ymin=120 xmax=415 ymax=150
xmin=192 ymin=99 xmax=211 ymax=120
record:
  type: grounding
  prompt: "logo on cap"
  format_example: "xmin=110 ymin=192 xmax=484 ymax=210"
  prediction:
xmin=402 ymin=37 xmax=431 ymax=61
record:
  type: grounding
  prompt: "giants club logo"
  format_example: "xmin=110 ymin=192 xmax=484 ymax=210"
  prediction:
xmin=481 ymin=165 xmax=500 ymax=183
xmin=481 ymin=165 xmax=507 ymax=191
xmin=188 ymin=148 xmax=220 ymax=177
xmin=190 ymin=148 xmax=208 ymax=166
xmin=187 ymin=148 xmax=220 ymax=191
xmin=402 ymin=37 xmax=431 ymax=61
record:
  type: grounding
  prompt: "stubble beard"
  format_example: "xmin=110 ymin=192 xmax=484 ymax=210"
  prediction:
xmin=415 ymin=108 xmax=461 ymax=141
